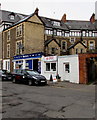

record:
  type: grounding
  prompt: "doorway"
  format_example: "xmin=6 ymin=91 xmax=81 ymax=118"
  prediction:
xmin=33 ymin=59 xmax=38 ymax=71
xmin=63 ymin=62 xmax=70 ymax=81
xmin=87 ymin=57 xmax=97 ymax=83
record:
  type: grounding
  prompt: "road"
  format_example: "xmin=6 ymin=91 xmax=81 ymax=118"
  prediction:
xmin=1 ymin=81 xmax=96 ymax=119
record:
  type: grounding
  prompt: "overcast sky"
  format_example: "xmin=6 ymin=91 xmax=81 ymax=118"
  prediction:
xmin=0 ymin=0 xmax=96 ymax=20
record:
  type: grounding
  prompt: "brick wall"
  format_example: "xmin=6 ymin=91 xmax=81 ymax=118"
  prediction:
xmin=79 ymin=53 xmax=97 ymax=84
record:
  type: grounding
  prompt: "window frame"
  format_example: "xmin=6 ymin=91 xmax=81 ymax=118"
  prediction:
xmin=16 ymin=40 xmax=23 ymax=55
xmin=61 ymin=41 xmax=67 ymax=50
xmin=7 ymin=30 xmax=10 ymax=41
xmin=70 ymin=37 xmax=75 ymax=44
xmin=7 ymin=44 xmax=10 ymax=58
xmin=45 ymin=62 xmax=56 ymax=72
xmin=16 ymin=24 xmax=22 ymax=38
xmin=89 ymin=40 xmax=95 ymax=50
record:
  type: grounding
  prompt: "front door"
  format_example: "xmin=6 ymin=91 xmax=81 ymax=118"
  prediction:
xmin=63 ymin=63 xmax=70 ymax=81
xmin=33 ymin=59 xmax=38 ymax=71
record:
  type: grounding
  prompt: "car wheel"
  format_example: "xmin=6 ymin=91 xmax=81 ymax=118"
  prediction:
xmin=34 ymin=80 xmax=39 ymax=85
xmin=28 ymin=80 xmax=32 ymax=86
xmin=12 ymin=78 xmax=16 ymax=83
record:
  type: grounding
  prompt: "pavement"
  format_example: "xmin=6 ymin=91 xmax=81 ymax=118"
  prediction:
xmin=47 ymin=80 xmax=95 ymax=92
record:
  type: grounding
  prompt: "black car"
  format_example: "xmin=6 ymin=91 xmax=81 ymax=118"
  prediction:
xmin=0 ymin=69 xmax=12 ymax=81
xmin=12 ymin=69 xmax=47 ymax=86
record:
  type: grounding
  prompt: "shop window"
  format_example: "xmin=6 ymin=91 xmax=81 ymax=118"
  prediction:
xmin=46 ymin=62 xmax=56 ymax=71
xmin=51 ymin=63 xmax=56 ymax=71
xmin=46 ymin=63 xmax=50 ymax=71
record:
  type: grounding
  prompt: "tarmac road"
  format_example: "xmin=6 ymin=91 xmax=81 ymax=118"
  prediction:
xmin=1 ymin=81 xmax=96 ymax=119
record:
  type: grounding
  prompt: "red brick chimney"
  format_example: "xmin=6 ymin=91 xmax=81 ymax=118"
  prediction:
xmin=90 ymin=13 xmax=95 ymax=23
xmin=61 ymin=14 xmax=66 ymax=22
xmin=34 ymin=8 xmax=39 ymax=16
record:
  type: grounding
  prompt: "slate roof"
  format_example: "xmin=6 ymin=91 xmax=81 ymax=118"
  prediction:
xmin=40 ymin=17 xmax=96 ymax=31
xmin=2 ymin=9 xmax=96 ymax=31
xmin=65 ymin=20 xmax=96 ymax=30
xmin=0 ymin=10 xmax=28 ymax=24
xmin=40 ymin=16 xmax=69 ymax=30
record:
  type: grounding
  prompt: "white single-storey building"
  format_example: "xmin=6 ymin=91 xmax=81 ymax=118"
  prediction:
xmin=58 ymin=55 xmax=79 ymax=83
xmin=41 ymin=56 xmax=58 ymax=82
xmin=41 ymin=55 xmax=79 ymax=84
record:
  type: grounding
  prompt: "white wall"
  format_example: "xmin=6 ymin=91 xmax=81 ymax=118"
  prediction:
xmin=58 ymin=55 xmax=79 ymax=84
xmin=41 ymin=56 xmax=57 ymax=80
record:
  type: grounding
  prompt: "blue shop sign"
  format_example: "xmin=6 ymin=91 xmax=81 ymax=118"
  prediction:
xmin=13 ymin=52 xmax=43 ymax=60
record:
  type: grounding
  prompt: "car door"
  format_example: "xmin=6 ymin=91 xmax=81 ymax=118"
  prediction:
xmin=21 ymin=70 xmax=28 ymax=83
xmin=15 ymin=69 xmax=23 ymax=82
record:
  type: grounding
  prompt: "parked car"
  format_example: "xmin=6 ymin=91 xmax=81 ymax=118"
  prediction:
xmin=12 ymin=69 xmax=47 ymax=86
xmin=0 ymin=69 xmax=12 ymax=81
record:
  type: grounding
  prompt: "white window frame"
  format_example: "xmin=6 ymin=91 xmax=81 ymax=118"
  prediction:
xmin=53 ymin=21 xmax=60 ymax=26
xmin=89 ymin=40 xmax=95 ymax=50
xmin=16 ymin=24 xmax=22 ymax=38
xmin=10 ymin=15 xmax=15 ymax=20
xmin=16 ymin=40 xmax=23 ymax=55
xmin=7 ymin=44 xmax=10 ymax=58
xmin=70 ymin=37 xmax=75 ymax=44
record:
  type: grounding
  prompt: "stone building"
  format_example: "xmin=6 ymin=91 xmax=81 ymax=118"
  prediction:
xmin=0 ymin=8 xmax=27 ymax=69
xmin=2 ymin=8 xmax=97 ymax=72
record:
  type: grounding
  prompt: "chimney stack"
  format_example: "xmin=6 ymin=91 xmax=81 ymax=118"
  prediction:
xmin=61 ymin=14 xmax=66 ymax=22
xmin=34 ymin=8 xmax=39 ymax=16
xmin=90 ymin=13 xmax=95 ymax=23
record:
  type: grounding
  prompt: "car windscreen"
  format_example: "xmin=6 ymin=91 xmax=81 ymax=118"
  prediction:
xmin=26 ymin=70 xmax=39 ymax=76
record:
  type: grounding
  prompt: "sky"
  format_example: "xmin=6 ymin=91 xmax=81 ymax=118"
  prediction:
xmin=0 ymin=0 xmax=96 ymax=21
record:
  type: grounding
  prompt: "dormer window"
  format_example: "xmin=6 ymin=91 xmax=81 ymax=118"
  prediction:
xmin=10 ymin=15 xmax=15 ymax=20
xmin=52 ymin=21 xmax=60 ymax=26
xmin=9 ymin=12 xmax=15 ymax=20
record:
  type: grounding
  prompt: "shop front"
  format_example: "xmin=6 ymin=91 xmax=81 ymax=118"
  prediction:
xmin=13 ymin=52 xmax=43 ymax=73
xmin=41 ymin=56 xmax=58 ymax=81
xmin=3 ymin=59 xmax=10 ymax=71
